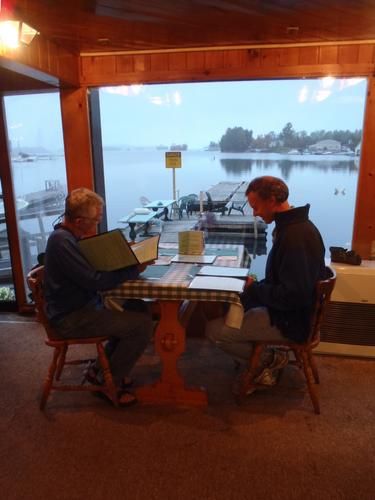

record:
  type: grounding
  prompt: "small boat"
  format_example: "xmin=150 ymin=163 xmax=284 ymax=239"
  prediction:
xmin=12 ymin=152 xmax=37 ymax=162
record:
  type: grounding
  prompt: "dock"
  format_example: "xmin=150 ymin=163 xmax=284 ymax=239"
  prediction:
xmin=121 ymin=180 xmax=268 ymax=256
xmin=0 ymin=182 xmax=66 ymax=283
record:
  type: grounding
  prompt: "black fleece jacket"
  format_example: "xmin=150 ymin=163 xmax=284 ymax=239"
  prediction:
xmin=242 ymin=204 xmax=326 ymax=343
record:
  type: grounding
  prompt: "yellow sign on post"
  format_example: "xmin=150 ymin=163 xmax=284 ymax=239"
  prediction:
xmin=165 ymin=152 xmax=182 ymax=168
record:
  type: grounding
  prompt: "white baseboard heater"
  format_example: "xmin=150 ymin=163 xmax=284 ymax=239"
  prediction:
xmin=316 ymin=260 xmax=375 ymax=358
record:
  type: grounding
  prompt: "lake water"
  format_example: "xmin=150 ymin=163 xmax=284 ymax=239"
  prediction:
xmin=11 ymin=150 xmax=359 ymax=278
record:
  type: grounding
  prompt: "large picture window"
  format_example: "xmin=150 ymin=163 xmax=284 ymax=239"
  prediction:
xmin=99 ymin=78 xmax=366 ymax=277
xmin=3 ymin=92 xmax=67 ymax=298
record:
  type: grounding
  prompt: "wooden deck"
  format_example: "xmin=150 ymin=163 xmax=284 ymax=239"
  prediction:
xmin=122 ymin=181 xmax=267 ymax=245
xmin=123 ymin=211 xmax=266 ymax=243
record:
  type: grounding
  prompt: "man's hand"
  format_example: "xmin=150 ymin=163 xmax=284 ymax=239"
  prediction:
xmin=244 ymin=275 xmax=254 ymax=289
xmin=137 ymin=260 xmax=155 ymax=273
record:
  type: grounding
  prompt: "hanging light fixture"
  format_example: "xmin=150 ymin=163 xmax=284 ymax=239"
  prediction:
xmin=0 ymin=19 xmax=39 ymax=50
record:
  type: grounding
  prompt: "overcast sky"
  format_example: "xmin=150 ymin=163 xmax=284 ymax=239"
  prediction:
xmin=4 ymin=77 xmax=367 ymax=151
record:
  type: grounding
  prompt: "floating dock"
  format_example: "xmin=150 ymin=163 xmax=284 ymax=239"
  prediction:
xmin=122 ymin=181 xmax=268 ymax=255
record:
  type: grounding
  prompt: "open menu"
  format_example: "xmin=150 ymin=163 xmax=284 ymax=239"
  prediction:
xmin=197 ymin=266 xmax=249 ymax=279
xmin=78 ymin=229 xmax=159 ymax=271
xmin=189 ymin=276 xmax=245 ymax=293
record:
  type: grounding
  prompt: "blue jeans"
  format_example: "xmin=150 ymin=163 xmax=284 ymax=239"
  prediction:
xmin=206 ymin=306 xmax=285 ymax=363
xmin=55 ymin=302 xmax=153 ymax=387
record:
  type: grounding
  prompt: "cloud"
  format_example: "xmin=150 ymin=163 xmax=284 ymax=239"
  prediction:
xmin=104 ymin=86 xmax=129 ymax=96
xmin=320 ymin=76 xmax=335 ymax=89
xmin=339 ymin=78 xmax=365 ymax=90
xmin=313 ymin=90 xmax=331 ymax=102
xmin=130 ymin=84 xmax=144 ymax=95
xmin=173 ymin=91 xmax=182 ymax=106
xmin=9 ymin=122 xmax=23 ymax=129
xmin=149 ymin=96 xmax=164 ymax=106
xmin=149 ymin=91 xmax=182 ymax=106
xmin=103 ymin=85 xmax=144 ymax=96
xmin=298 ymin=85 xmax=309 ymax=103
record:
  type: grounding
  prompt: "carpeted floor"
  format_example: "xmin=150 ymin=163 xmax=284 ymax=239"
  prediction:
xmin=0 ymin=313 xmax=374 ymax=500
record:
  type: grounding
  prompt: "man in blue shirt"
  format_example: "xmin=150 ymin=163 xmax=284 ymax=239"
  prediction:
xmin=44 ymin=188 xmax=153 ymax=406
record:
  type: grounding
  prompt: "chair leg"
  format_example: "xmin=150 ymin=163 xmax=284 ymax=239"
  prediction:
xmin=308 ymin=349 xmax=320 ymax=384
xmin=96 ymin=342 xmax=119 ymax=407
xmin=40 ymin=347 xmax=61 ymax=411
xmin=55 ymin=344 xmax=68 ymax=381
xmin=300 ymin=350 xmax=320 ymax=415
xmin=238 ymin=344 xmax=263 ymax=400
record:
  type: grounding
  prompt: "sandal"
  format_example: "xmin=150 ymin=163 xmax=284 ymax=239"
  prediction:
xmin=93 ymin=389 xmax=138 ymax=408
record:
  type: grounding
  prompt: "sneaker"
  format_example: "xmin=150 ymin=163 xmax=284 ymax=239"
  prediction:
xmin=268 ymin=349 xmax=289 ymax=371
xmin=253 ymin=350 xmax=289 ymax=386
xmin=254 ymin=367 xmax=278 ymax=386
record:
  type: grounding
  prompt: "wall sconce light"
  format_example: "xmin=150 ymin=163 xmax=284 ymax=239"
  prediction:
xmin=0 ymin=20 xmax=39 ymax=50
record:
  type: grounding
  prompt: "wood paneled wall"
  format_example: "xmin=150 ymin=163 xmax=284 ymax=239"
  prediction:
xmin=80 ymin=44 xmax=375 ymax=86
xmin=1 ymin=33 xmax=79 ymax=87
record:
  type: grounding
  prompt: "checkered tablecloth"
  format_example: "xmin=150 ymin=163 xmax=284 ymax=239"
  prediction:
xmin=103 ymin=262 xmax=244 ymax=328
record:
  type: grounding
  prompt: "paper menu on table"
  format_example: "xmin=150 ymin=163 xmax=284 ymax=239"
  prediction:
xmin=171 ymin=254 xmax=216 ymax=264
xmin=153 ymin=255 xmax=174 ymax=266
xmin=188 ymin=276 xmax=245 ymax=293
xmin=178 ymin=230 xmax=205 ymax=255
xmin=197 ymin=266 xmax=249 ymax=278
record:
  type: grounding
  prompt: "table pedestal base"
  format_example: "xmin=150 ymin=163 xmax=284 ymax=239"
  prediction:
xmin=136 ymin=300 xmax=208 ymax=406
xmin=136 ymin=382 xmax=207 ymax=406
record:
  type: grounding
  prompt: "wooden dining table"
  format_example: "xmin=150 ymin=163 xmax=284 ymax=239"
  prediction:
xmin=103 ymin=243 xmax=247 ymax=406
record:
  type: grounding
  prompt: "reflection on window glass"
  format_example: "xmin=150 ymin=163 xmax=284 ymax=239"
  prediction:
xmin=4 ymin=92 xmax=67 ymax=299
xmin=0 ymin=180 xmax=15 ymax=302
xmin=99 ymin=78 xmax=366 ymax=278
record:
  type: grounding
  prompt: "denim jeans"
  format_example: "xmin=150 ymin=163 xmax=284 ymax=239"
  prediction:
xmin=206 ymin=306 xmax=285 ymax=363
xmin=55 ymin=302 xmax=153 ymax=387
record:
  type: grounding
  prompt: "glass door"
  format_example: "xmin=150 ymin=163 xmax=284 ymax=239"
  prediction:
xmin=0 ymin=179 xmax=16 ymax=307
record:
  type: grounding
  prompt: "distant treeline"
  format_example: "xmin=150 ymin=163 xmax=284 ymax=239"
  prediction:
xmin=209 ymin=123 xmax=362 ymax=152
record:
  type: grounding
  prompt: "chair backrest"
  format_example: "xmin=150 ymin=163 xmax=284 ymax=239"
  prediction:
xmin=178 ymin=194 xmax=198 ymax=209
xmin=139 ymin=196 xmax=151 ymax=207
xmin=307 ymin=266 xmax=336 ymax=345
xmin=27 ymin=265 xmax=59 ymax=340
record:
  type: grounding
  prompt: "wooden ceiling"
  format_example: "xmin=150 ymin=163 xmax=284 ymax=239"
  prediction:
xmin=9 ymin=0 xmax=375 ymax=55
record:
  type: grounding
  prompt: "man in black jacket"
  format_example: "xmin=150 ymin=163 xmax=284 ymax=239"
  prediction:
xmin=206 ymin=176 xmax=326 ymax=386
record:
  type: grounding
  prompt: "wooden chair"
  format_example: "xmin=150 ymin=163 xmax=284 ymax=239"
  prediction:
xmin=238 ymin=267 xmax=336 ymax=414
xmin=27 ymin=266 xmax=118 ymax=410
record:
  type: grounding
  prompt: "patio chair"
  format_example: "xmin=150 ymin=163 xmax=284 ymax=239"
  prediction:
xmin=177 ymin=193 xmax=199 ymax=219
xmin=228 ymin=199 xmax=248 ymax=215
xmin=27 ymin=266 xmax=119 ymax=410
xmin=139 ymin=196 xmax=151 ymax=207
xmin=205 ymin=192 xmax=228 ymax=215
xmin=238 ymin=266 xmax=336 ymax=414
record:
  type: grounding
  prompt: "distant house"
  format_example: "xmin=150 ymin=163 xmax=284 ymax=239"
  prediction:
xmin=309 ymin=139 xmax=341 ymax=153
xmin=355 ymin=141 xmax=361 ymax=156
